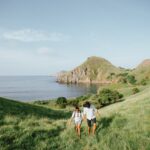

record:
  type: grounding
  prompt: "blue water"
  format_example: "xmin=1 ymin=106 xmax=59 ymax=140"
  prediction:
xmin=0 ymin=76 xmax=100 ymax=101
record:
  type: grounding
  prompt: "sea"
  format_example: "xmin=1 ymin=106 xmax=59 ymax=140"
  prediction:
xmin=0 ymin=76 xmax=100 ymax=101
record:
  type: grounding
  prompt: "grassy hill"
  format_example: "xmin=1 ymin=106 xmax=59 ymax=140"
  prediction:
xmin=57 ymin=56 xmax=121 ymax=84
xmin=132 ymin=59 xmax=150 ymax=81
xmin=0 ymin=98 xmax=71 ymax=150
xmin=0 ymin=85 xmax=150 ymax=150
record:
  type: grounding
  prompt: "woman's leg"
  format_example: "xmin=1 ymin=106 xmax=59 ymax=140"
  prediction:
xmin=77 ymin=124 xmax=81 ymax=137
xmin=75 ymin=125 xmax=78 ymax=134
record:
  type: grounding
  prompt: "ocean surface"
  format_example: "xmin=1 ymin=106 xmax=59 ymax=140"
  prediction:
xmin=0 ymin=76 xmax=100 ymax=101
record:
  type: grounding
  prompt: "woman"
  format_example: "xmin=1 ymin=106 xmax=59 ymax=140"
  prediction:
xmin=69 ymin=106 xmax=83 ymax=138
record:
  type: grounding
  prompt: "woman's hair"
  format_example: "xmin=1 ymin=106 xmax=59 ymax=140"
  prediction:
xmin=75 ymin=106 xmax=80 ymax=112
xmin=75 ymin=106 xmax=79 ymax=110
xmin=83 ymin=101 xmax=91 ymax=108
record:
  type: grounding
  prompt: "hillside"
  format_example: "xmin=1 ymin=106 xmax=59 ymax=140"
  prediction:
xmin=57 ymin=56 xmax=121 ymax=84
xmin=132 ymin=59 xmax=150 ymax=81
xmin=0 ymin=98 xmax=71 ymax=150
xmin=0 ymin=85 xmax=150 ymax=150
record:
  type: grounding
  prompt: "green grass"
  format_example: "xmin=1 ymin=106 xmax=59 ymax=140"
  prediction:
xmin=98 ymin=83 xmax=149 ymax=98
xmin=0 ymin=85 xmax=150 ymax=150
xmin=0 ymin=98 xmax=71 ymax=150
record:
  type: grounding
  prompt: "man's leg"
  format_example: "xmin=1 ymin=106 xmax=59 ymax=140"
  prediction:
xmin=92 ymin=123 xmax=96 ymax=134
xmin=88 ymin=126 xmax=91 ymax=135
xmin=87 ymin=119 xmax=91 ymax=135
xmin=92 ymin=118 xmax=97 ymax=134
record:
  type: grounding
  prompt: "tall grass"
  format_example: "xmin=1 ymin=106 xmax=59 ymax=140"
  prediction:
xmin=0 ymin=85 xmax=150 ymax=150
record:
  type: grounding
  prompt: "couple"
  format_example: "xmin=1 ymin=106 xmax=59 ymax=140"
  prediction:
xmin=69 ymin=101 xmax=99 ymax=138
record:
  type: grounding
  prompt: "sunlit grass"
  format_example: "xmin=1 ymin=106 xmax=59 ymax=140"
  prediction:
xmin=0 ymin=85 xmax=150 ymax=150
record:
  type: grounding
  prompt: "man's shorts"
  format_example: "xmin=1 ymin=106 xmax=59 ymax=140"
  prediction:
xmin=87 ymin=118 xmax=96 ymax=127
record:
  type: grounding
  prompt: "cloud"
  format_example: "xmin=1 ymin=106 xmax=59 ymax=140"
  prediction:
xmin=2 ymin=29 xmax=70 ymax=42
xmin=37 ymin=47 xmax=62 ymax=58
xmin=37 ymin=47 xmax=53 ymax=55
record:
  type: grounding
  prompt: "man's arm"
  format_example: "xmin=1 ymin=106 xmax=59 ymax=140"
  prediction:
xmin=93 ymin=105 xmax=100 ymax=117
xmin=96 ymin=109 xmax=100 ymax=117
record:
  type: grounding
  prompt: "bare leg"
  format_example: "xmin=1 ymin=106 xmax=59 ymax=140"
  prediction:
xmin=77 ymin=124 xmax=81 ymax=137
xmin=92 ymin=123 xmax=96 ymax=135
xmin=88 ymin=126 xmax=91 ymax=135
xmin=75 ymin=125 xmax=78 ymax=134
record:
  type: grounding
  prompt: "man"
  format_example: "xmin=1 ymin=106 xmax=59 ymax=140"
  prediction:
xmin=83 ymin=101 xmax=99 ymax=135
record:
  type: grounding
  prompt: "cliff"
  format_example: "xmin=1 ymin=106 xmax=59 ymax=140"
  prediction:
xmin=57 ymin=56 xmax=121 ymax=84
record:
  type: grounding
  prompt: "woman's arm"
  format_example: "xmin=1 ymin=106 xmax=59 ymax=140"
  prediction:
xmin=68 ymin=111 xmax=75 ymax=125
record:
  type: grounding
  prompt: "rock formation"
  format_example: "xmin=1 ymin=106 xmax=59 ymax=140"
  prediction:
xmin=57 ymin=56 xmax=121 ymax=84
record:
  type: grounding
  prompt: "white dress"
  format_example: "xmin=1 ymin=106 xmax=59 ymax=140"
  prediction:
xmin=71 ymin=111 xmax=83 ymax=125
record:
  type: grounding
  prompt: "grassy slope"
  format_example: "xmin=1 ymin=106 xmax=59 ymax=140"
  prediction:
xmin=62 ymin=86 xmax=150 ymax=150
xmin=77 ymin=56 xmax=121 ymax=80
xmin=0 ymin=86 xmax=150 ymax=150
xmin=0 ymin=99 xmax=71 ymax=150
xmin=132 ymin=59 xmax=150 ymax=81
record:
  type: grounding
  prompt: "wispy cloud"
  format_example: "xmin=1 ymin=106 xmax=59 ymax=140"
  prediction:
xmin=2 ymin=29 xmax=70 ymax=42
xmin=37 ymin=47 xmax=62 ymax=58
xmin=37 ymin=47 xmax=53 ymax=55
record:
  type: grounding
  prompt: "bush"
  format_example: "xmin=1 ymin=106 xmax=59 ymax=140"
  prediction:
xmin=98 ymin=89 xmax=123 ymax=106
xmin=127 ymin=75 xmax=136 ymax=84
xmin=118 ymin=77 xmax=127 ymax=83
xmin=56 ymin=97 xmax=67 ymax=108
xmin=68 ymin=95 xmax=91 ymax=106
xmin=34 ymin=100 xmax=49 ymax=105
xmin=140 ymin=79 xmax=147 ymax=85
xmin=117 ymin=74 xmax=137 ymax=84
xmin=68 ymin=99 xmax=79 ymax=106
xmin=132 ymin=88 xmax=140 ymax=94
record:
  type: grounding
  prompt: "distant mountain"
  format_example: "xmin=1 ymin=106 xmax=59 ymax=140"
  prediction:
xmin=137 ymin=59 xmax=150 ymax=68
xmin=57 ymin=56 xmax=121 ymax=84
xmin=133 ymin=59 xmax=150 ymax=80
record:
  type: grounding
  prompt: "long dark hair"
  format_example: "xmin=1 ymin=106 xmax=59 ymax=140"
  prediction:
xmin=75 ymin=106 xmax=81 ymax=112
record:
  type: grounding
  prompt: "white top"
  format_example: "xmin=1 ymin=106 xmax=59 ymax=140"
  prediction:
xmin=71 ymin=111 xmax=83 ymax=122
xmin=83 ymin=105 xmax=97 ymax=120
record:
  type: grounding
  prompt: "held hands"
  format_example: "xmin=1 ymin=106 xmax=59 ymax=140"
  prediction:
xmin=83 ymin=115 xmax=86 ymax=122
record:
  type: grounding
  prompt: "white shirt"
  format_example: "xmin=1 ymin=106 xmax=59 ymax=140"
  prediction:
xmin=83 ymin=105 xmax=97 ymax=120
xmin=71 ymin=111 xmax=83 ymax=122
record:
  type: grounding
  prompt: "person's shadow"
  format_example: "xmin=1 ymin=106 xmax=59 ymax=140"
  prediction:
xmin=96 ymin=115 xmax=116 ymax=141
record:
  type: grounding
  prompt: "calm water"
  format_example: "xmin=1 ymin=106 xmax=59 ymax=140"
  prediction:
xmin=0 ymin=76 xmax=100 ymax=101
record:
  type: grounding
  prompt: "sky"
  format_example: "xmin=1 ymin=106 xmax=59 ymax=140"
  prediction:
xmin=0 ymin=0 xmax=150 ymax=75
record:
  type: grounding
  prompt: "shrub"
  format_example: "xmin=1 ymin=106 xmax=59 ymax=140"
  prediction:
xmin=68 ymin=99 xmax=79 ymax=106
xmin=76 ymin=95 xmax=87 ymax=101
xmin=68 ymin=95 xmax=91 ymax=106
xmin=127 ymin=75 xmax=136 ymax=84
xmin=140 ymin=79 xmax=147 ymax=85
xmin=34 ymin=100 xmax=49 ymax=105
xmin=56 ymin=97 xmax=67 ymax=108
xmin=118 ymin=77 xmax=127 ymax=83
xmin=107 ymin=73 xmax=116 ymax=80
xmin=132 ymin=88 xmax=140 ymax=94
xmin=117 ymin=74 xmax=137 ymax=84
xmin=98 ymin=89 xmax=123 ymax=106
